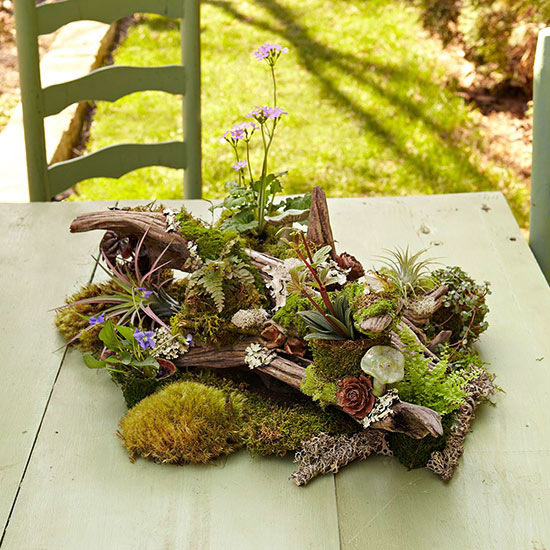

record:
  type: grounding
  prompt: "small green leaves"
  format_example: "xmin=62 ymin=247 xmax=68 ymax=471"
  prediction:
xmin=298 ymin=295 xmax=356 ymax=341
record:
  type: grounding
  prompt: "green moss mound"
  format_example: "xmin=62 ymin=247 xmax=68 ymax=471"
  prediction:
xmin=243 ymin=393 xmax=359 ymax=456
xmin=118 ymin=381 xmax=245 ymax=464
xmin=310 ymin=338 xmax=374 ymax=380
xmin=300 ymin=365 xmax=339 ymax=407
xmin=272 ymin=294 xmax=313 ymax=338
xmin=55 ymin=280 xmax=120 ymax=352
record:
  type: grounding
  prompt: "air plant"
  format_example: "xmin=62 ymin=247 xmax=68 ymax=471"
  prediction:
xmin=286 ymin=232 xmax=357 ymax=340
xmin=55 ymin=230 xmax=180 ymax=346
xmin=376 ymin=247 xmax=437 ymax=299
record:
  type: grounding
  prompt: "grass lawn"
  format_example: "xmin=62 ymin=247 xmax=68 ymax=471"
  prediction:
xmin=72 ymin=0 xmax=528 ymax=226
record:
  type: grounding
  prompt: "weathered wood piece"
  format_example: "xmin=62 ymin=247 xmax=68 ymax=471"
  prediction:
xmin=177 ymin=343 xmax=443 ymax=438
xmin=70 ymin=210 xmax=191 ymax=270
xmin=307 ymin=186 xmax=337 ymax=257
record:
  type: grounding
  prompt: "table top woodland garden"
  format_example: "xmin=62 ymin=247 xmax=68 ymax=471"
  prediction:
xmin=1 ymin=192 xmax=550 ymax=550
xmin=1 ymin=42 xmax=550 ymax=550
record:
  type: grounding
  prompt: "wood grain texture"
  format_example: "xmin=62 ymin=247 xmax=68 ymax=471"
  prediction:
xmin=2 ymin=194 xmax=550 ymax=549
xmin=0 ymin=203 xmax=111 ymax=541
xmin=43 ymin=65 xmax=186 ymax=117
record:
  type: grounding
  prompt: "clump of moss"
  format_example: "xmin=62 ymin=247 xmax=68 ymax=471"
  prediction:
xmin=351 ymin=294 xmax=398 ymax=336
xmin=171 ymin=369 xmax=359 ymax=457
xmin=241 ymin=386 xmax=358 ymax=456
xmin=300 ymin=365 xmax=339 ymax=407
xmin=55 ymin=280 xmax=120 ymax=352
xmin=388 ymin=414 xmax=454 ymax=469
xmin=272 ymin=294 xmax=313 ymax=338
xmin=110 ymin=372 xmax=175 ymax=409
xmin=310 ymin=338 xmax=374 ymax=380
xmin=118 ymin=381 xmax=245 ymax=464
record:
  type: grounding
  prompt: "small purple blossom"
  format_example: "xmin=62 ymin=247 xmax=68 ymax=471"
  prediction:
xmin=232 ymin=160 xmax=248 ymax=171
xmin=134 ymin=287 xmax=153 ymax=299
xmin=254 ymin=43 xmax=289 ymax=63
xmin=186 ymin=334 xmax=195 ymax=347
xmin=133 ymin=329 xmax=155 ymax=350
xmin=220 ymin=121 xmax=258 ymax=145
xmin=89 ymin=313 xmax=105 ymax=326
xmin=246 ymin=105 xmax=287 ymax=122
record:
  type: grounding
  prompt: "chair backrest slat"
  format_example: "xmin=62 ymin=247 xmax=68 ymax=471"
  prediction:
xmin=530 ymin=28 xmax=550 ymax=280
xmin=14 ymin=0 xmax=201 ymax=201
xmin=37 ymin=0 xmax=184 ymax=36
xmin=43 ymin=65 xmax=186 ymax=117
xmin=47 ymin=141 xmax=186 ymax=196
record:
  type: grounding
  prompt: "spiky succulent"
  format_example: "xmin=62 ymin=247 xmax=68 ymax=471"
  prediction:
xmin=376 ymin=247 xmax=437 ymax=299
xmin=298 ymin=295 xmax=357 ymax=341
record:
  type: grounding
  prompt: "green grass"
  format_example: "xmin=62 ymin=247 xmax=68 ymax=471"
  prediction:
xmin=72 ymin=0 xmax=528 ymax=226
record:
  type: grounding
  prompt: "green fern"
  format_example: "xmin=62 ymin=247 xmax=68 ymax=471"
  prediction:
xmin=395 ymin=325 xmax=472 ymax=416
xmin=187 ymin=239 xmax=255 ymax=313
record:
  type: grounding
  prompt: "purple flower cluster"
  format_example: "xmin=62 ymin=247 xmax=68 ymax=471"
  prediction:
xmin=133 ymin=329 xmax=155 ymax=349
xmin=134 ymin=287 xmax=153 ymax=299
xmin=186 ymin=334 xmax=195 ymax=347
xmin=220 ymin=121 xmax=258 ymax=144
xmin=89 ymin=313 xmax=105 ymax=326
xmin=233 ymin=160 xmax=248 ymax=171
xmin=254 ymin=43 xmax=289 ymax=62
xmin=246 ymin=106 xmax=287 ymax=123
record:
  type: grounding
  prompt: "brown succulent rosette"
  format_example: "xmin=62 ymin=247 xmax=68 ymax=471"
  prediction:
xmin=336 ymin=375 xmax=375 ymax=419
xmin=336 ymin=252 xmax=365 ymax=282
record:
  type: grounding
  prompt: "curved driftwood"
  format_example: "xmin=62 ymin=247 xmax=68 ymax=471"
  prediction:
xmin=176 ymin=343 xmax=443 ymax=439
xmin=70 ymin=210 xmax=191 ymax=270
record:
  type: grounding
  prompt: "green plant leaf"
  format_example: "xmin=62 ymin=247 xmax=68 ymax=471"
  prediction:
xmin=83 ymin=354 xmax=107 ymax=369
xmin=99 ymin=320 xmax=120 ymax=350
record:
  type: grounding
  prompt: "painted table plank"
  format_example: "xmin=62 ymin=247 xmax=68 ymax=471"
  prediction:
xmin=0 ymin=203 xmax=114 ymax=541
xmin=331 ymin=193 xmax=550 ymax=549
xmin=1 ymin=193 xmax=549 ymax=549
xmin=0 ymin=199 xmax=339 ymax=550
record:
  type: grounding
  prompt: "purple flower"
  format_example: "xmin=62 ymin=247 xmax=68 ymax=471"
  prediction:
xmin=133 ymin=329 xmax=155 ymax=349
xmin=246 ymin=105 xmax=287 ymax=122
xmin=220 ymin=122 xmax=258 ymax=145
xmin=186 ymin=334 xmax=195 ymax=347
xmin=134 ymin=287 xmax=153 ymax=299
xmin=89 ymin=313 xmax=105 ymax=326
xmin=254 ymin=43 xmax=289 ymax=62
xmin=233 ymin=160 xmax=248 ymax=171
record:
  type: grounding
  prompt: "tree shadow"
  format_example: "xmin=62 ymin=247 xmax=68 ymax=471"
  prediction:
xmin=205 ymin=0 xmax=496 ymax=193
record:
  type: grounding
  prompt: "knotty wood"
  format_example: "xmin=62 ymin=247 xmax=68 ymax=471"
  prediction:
xmin=307 ymin=186 xmax=337 ymax=258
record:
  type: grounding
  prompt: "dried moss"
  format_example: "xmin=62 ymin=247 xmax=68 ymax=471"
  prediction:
xmin=300 ymin=365 xmax=338 ymax=407
xmin=55 ymin=280 xmax=120 ymax=352
xmin=118 ymin=381 xmax=246 ymax=464
xmin=310 ymin=338 xmax=374 ymax=380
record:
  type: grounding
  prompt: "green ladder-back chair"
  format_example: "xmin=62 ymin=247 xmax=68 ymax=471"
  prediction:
xmin=531 ymin=27 xmax=550 ymax=280
xmin=14 ymin=0 xmax=201 ymax=201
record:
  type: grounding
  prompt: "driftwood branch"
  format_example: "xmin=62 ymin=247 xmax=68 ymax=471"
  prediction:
xmin=70 ymin=210 xmax=191 ymax=270
xmin=307 ymin=186 xmax=337 ymax=258
xmin=176 ymin=343 xmax=443 ymax=439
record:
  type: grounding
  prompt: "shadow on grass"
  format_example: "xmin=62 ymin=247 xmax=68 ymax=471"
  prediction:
xmin=206 ymin=0 xmax=496 ymax=194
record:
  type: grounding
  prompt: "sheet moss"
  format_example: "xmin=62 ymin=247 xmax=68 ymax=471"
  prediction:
xmin=310 ymin=338 xmax=374 ymax=380
xmin=272 ymin=294 xmax=313 ymax=338
xmin=300 ymin=364 xmax=339 ymax=407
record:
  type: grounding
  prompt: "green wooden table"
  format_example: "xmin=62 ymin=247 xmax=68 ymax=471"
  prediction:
xmin=1 ymin=193 xmax=549 ymax=550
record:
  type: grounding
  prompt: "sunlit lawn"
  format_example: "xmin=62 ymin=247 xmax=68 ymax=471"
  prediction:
xmin=72 ymin=0 xmax=528 ymax=226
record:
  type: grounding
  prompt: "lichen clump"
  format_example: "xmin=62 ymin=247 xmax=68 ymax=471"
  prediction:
xmin=118 ymin=381 xmax=245 ymax=464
